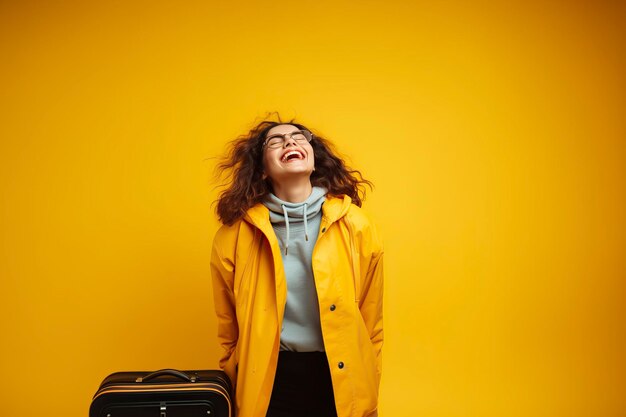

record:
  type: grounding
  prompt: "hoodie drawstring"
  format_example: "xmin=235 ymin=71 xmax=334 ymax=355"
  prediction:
xmin=303 ymin=203 xmax=309 ymax=241
xmin=281 ymin=204 xmax=290 ymax=255
xmin=281 ymin=203 xmax=310 ymax=254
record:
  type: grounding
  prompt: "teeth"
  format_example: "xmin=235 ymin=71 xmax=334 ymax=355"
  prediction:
xmin=281 ymin=151 xmax=303 ymax=162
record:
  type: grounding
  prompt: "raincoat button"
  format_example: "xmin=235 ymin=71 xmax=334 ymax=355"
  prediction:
xmin=338 ymin=362 xmax=344 ymax=369
xmin=330 ymin=304 xmax=336 ymax=311
xmin=322 ymin=227 xmax=326 ymax=233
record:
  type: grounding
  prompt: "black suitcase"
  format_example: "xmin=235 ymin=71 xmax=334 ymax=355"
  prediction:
xmin=89 ymin=368 xmax=233 ymax=417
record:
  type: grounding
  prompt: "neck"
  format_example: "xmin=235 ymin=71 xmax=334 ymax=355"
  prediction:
xmin=272 ymin=178 xmax=313 ymax=203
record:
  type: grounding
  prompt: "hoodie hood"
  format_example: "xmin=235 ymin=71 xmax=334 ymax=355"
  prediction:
xmin=262 ymin=186 xmax=327 ymax=254
xmin=243 ymin=192 xmax=353 ymax=254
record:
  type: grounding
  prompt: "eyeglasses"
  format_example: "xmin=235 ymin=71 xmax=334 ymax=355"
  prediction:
xmin=263 ymin=130 xmax=313 ymax=149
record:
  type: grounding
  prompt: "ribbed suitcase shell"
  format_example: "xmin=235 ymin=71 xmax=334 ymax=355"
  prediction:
xmin=89 ymin=369 xmax=232 ymax=417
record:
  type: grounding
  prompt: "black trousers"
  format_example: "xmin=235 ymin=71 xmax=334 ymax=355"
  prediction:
xmin=266 ymin=351 xmax=339 ymax=417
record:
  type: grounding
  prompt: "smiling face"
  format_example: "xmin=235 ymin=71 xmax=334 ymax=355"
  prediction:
xmin=262 ymin=124 xmax=315 ymax=185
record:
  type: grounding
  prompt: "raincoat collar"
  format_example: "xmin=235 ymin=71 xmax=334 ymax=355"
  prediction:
xmin=244 ymin=193 xmax=352 ymax=236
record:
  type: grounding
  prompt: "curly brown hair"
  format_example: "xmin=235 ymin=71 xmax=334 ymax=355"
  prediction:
xmin=213 ymin=115 xmax=373 ymax=226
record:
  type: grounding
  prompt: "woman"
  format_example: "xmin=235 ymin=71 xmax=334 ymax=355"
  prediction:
xmin=210 ymin=117 xmax=384 ymax=417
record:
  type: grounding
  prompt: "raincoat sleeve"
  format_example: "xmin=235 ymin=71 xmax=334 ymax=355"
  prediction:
xmin=359 ymin=220 xmax=385 ymax=389
xmin=210 ymin=230 xmax=239 ymax=387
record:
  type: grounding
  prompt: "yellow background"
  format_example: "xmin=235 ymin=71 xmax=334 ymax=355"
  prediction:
xmin=1 ymin=1 xmax=624 ymax=416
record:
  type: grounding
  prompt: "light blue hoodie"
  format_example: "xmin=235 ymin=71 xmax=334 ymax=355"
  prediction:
xmin=262 ymin=186 xmax=327 ymax=352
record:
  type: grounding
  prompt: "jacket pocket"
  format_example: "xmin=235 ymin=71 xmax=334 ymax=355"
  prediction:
xmin=364 ymin=408 xmax=378 ymax=417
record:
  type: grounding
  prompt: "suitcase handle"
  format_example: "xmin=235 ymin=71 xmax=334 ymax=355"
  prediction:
xmin=135 ymin=369 xmax=197 ymax=383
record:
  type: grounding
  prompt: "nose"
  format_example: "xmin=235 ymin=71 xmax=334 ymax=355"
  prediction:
xmin=282 ymin=135 xmax=298 ymax=148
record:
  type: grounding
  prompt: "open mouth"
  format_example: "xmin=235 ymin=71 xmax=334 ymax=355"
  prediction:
xmin=281 ymin=150 xmax=305 ymax=163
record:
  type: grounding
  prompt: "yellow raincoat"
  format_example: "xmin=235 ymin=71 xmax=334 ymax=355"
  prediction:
xmin=210 ymin=194 xmax=384 ymax=417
